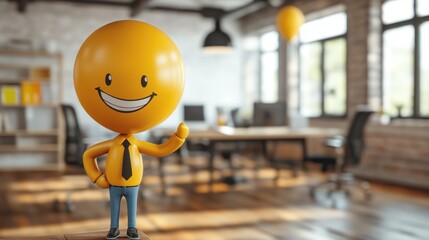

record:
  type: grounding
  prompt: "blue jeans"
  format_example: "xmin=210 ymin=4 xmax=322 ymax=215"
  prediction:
xmin=109 ymin=185 xmax=139 ymax=228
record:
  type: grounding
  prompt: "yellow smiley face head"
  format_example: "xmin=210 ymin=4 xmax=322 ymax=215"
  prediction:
xmin=74 ymin=20 xmax=184 ymax=134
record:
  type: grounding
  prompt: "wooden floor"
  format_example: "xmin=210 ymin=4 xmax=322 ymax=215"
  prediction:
xmin=1 ymin=156 xmax=429 ymax=240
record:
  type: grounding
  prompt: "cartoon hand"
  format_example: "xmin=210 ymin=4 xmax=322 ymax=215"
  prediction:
xmin=176 ymin=122 xmax=189 ymax=139
xmin=95 ymin=173 xmax=110 ymax=189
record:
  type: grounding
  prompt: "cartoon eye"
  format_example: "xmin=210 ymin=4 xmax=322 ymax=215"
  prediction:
xmin=141 ymin=75 xmax=148 ymax=88
xmin=105 ymin=73 xmax=112 ymax=86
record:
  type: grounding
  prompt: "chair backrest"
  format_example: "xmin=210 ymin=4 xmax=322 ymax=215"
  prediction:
xmin=344 ymin=110 xmax=374 ymax=165
xmin=252 ymin=102 xmax=287 ymax=127
xmin=61 ymin=104 xmax=85 ymax=165
xmin=230 ymin=108 xmax=240 ymax=127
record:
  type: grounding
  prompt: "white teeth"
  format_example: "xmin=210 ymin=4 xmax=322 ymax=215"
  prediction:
xmin=98 ymin=89 xmax=155 ymax=113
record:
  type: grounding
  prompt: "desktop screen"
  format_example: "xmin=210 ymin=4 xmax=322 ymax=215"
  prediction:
xmin=184 ymin=105 xmax=205 ymax=122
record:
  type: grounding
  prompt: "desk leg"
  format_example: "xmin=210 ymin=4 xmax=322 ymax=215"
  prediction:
xmin=258 ymin=140 xmax=268 ymax=181
xmin=261 ymin=140 xmax=268 ymax=162
xmin=209 ymin=142 xmax=216 ymax=193
xmin=301 ymin=139 xmax=308 ymax=171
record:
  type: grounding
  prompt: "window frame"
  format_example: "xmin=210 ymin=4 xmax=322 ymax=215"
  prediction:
xmin=382 ymin=0 xmax=429 ymax=118
xmin=298 ymin=26 xmax=348 ymax=119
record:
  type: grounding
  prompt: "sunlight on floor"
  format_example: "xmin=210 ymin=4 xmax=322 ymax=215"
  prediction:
xmin=146 ymin=207 xmax=346 ymax=231
xmin=0 ymin=206 xmax=346 ymax=237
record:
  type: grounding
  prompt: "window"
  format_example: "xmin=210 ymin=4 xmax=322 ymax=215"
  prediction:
xmin=382 ymin=0 xmax=429 ymax=118
xmin=383 ymin=26 xmax=414 ymax=117
xmin=298 ymin=12 xmax=347 ymax=117
xmin=242 ymin=30 xmax=279 ymax=105
xmin=260 ymin=31 xmax=279 ymax=103
xmin=382 ymin=0 xmax=414 ymax=24
xmin=420 ymin=22 xmax=429 ymax=115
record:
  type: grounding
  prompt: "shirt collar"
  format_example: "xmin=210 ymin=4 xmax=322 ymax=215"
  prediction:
xmin=113 ymin=134 xmax=137 ymax=146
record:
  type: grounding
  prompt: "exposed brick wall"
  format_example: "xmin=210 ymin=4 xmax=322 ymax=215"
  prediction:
xmin=355 ymin=119 xmax=429 ymax=189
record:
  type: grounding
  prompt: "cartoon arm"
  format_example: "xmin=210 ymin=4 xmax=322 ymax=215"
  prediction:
xmin=137 ymin=122 xmax=189 ymax=157
xmin=82 ymin=140 xmax=113 ymax=189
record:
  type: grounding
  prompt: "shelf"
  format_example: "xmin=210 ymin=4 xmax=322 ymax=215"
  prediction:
xmin=0 ymin=144 xmax=59 ymax=152
xmin=0 ymin=130 xmax=58 ymax=137
xmin=0 ymin=48 xmax=61 ymax=58
xmin=0 ymin=78 xmax=50 ymax=83
xmin=0 ymin=64 xmax=31 ymax=70
xmin=0 ymin=64 xmax=51 ymax=72
xmin=0 ymin=79 xmax=22 ymax=84
xmin=0 ymin=48 xmax=64 ymax=172
xmin=0 ymin=103 xmax=58 ymax=108
xmin=0 ymin=164 xmax=60 ymax=172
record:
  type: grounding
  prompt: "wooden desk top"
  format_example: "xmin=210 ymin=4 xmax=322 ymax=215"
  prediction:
xmin=1 ymin=230 xmax=151 ymax=240
xmin=152 ymin=126 xmax=342 ymax=141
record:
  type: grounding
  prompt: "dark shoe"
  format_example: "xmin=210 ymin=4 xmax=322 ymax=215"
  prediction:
xmin=127 ymin=227 xmax=140 ymax=240
xmin=106 ymin=228 xmax=120 ymax=240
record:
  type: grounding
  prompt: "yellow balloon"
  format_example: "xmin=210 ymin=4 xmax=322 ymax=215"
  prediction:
xmin=276 ymin=5 xmax=305 ymax=42
xmin=74 ymin=20 xmax=185 ymax=134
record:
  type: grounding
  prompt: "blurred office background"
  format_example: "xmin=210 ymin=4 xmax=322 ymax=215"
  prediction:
xmin=0 ymin=0 xmax=429 ymax=239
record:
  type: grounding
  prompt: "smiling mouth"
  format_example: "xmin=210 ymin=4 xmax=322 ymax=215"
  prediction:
xmin=96 ymin=87 xmax=157 ymax=113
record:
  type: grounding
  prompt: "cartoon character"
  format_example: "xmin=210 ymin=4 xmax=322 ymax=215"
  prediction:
xmin=73 ymin=20 xmax=188 ymax=240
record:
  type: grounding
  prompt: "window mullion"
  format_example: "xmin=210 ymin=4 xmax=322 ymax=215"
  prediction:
xmin=297 ymin=43 xmax=302 ymax=114
xmin=321 ymin=40 xmax=326 ymax=116
xmin=258 ymin=41 xmax=262 ymax=101
xmin=414 ymin=24 xmax=421 ymax=117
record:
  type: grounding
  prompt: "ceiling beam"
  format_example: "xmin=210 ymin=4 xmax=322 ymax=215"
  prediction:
xmin=148 ymin=0 xmax=269 ymax=19
xmin=130 ymin=0 xmax=150 ymax=17
xmin=17 ymin=0 xmax=27 ymax=13
xmin=61 ymin=0 xmax=129 ymax=7
xmin=7 ymin=0 xmax=269 ymax=19
xmin=148 ymin=6 xmax=201 ymax=15
xmin=225 ymin=0 xmax=268 ymax=18
xmin=20 ymin=0 xmax=130 ymax=7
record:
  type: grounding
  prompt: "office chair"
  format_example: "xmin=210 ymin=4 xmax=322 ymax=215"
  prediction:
xmin=62 ymin=104 xmax=85 ymax=166
xmin=53 ymin=104 xmax=87 ymax=212
xmin=252 ymin=102 xmax=286 ymax=127
xmin=308 ymin=109 xmax=374 ymax=207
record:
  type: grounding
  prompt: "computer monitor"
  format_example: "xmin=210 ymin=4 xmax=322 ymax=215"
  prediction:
xmin=183 ymin=105 xmax=205 ymax=122
xmin=252 ymin=102 xmax=286 ymax=126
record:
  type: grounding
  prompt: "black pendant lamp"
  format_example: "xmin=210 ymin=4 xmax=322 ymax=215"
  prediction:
xmin=203 ymin=18 xmax=233 ymax=53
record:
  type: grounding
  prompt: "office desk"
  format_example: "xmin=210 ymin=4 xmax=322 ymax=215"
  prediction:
xmin=151 ymin=126 xmax=342 ymax=192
